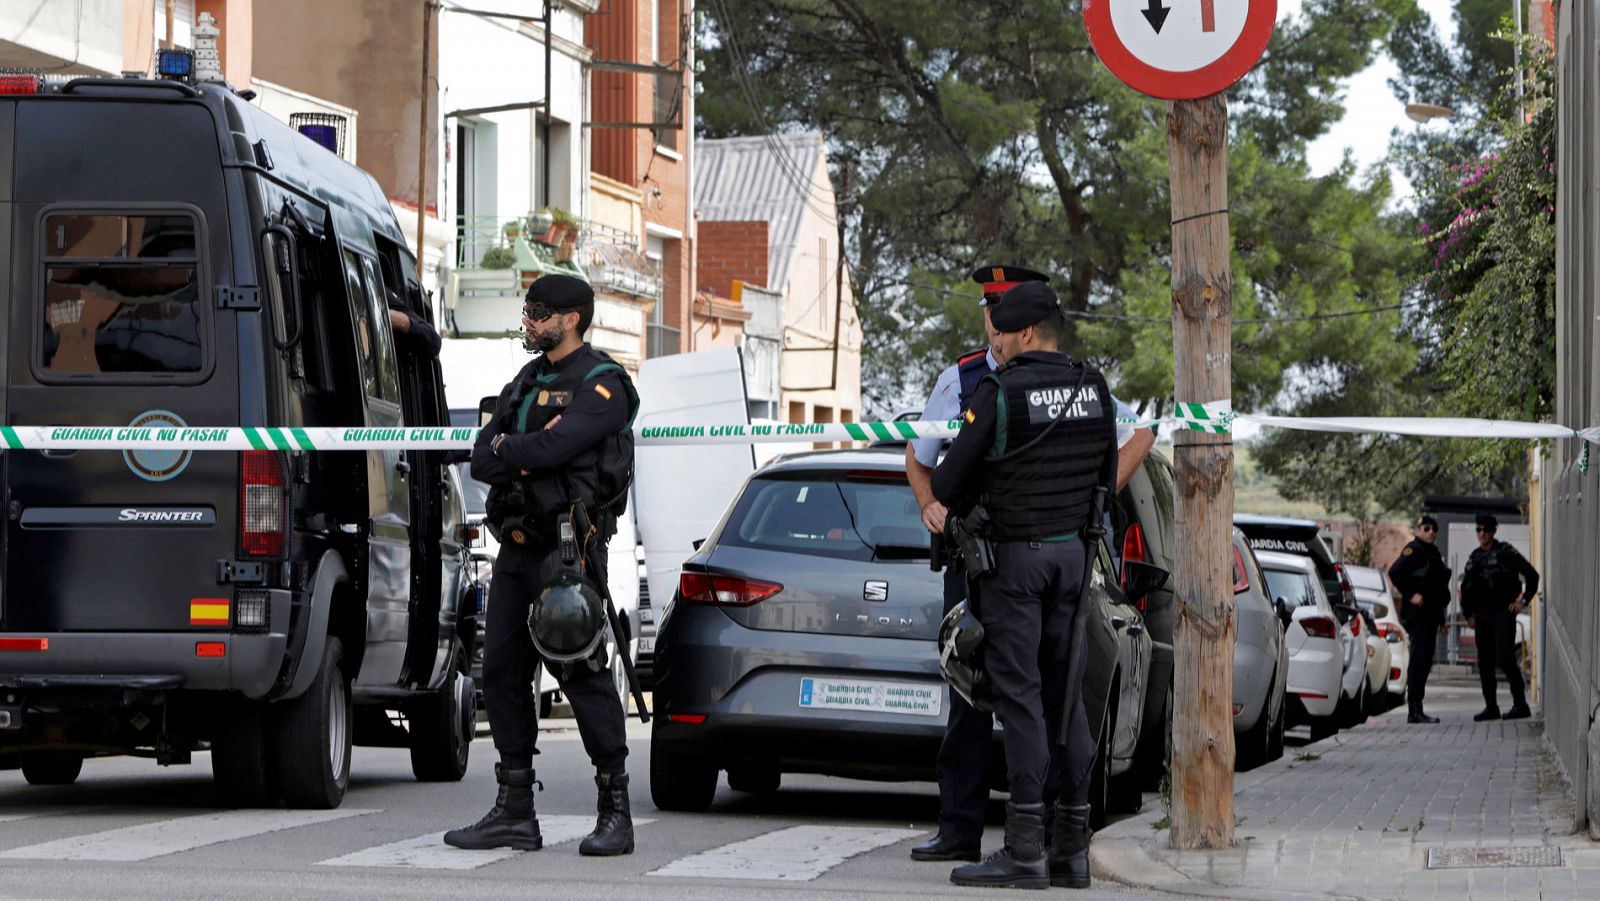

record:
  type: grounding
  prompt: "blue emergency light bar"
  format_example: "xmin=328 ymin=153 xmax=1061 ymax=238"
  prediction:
xmin=157 ymin=49 xmax=194 ymax=80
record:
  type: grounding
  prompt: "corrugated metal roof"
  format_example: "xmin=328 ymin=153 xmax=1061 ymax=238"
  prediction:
xmin=694 ymin=132 xmax=827 ymax=292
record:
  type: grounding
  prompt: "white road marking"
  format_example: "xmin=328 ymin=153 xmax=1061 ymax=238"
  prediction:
xmin=316 ymin=815 xmax=655 ymax=870
xmin=0 ymin=808 xmax=377 ymax=861
xmin=648 ymin=825 xmax=925 ymax=882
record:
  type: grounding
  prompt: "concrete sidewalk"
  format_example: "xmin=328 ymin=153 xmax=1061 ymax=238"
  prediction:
xmin=1091 ymin=678 xmax=1594 ymax=900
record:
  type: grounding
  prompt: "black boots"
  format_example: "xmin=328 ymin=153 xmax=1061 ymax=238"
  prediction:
xmin=950 ymin=801 xmax=1049 ymax=889
xmin=1407 ymin=710 xmax=1441 ymax=724
xmin=1473 ymin=706 xmax=1502 ymax=722
xmin=1504 ymin=703 xmax=1532 ymax=720
xmin=579 ymin=772 xmax=635 ymax=856
xmin=443 ymin=764 xmax=543 ymax=850
xmin=1048 ymin=802 xmax=1092 ymax=889
xmin=911 ymin=833 xmax=982 ymax=862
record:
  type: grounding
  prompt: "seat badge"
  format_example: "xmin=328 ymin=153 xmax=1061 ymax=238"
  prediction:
xmin=864 ymin=580 xmax=889 ymax=602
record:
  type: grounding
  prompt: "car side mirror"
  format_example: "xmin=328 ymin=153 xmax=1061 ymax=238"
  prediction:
xmin=692 ymin=538 xmax=706 ymax=551
xmin=478 ymin=395 xmax=498 ymax=427
xmin=1274 ymin=597 xmax=1292 ymax=628
xmin=1121 ymin=561 xmax=1170 ymax=605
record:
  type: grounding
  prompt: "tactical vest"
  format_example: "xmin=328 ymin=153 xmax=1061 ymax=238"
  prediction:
xmin=975 ymin=354 xmax=1115 ymax=541
xmin=486 ymin=346 xmax=639 ymax=543
xmin=955 ymin=347 xmax=991 ymax=411
xmin=1463 ymin=541 xmax=1521 ymax=607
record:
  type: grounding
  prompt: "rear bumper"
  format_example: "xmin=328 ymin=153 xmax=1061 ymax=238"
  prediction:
xmin=654 ymin=608 xmax=975 ymax=779
xmin=0 ymin=629 xmax=289 ymax=701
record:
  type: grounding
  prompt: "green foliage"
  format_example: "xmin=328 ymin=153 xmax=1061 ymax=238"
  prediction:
xmin=696 ymin=0 xmax=1415 ymax=413
xmin=480 ymin=246 xmax=517 ymax=270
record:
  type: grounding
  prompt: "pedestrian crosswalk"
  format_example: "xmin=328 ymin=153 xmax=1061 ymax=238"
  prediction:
xmin=315 ymin=815 xmax=657 ymax=870
xmin=0 ymin=804 xmax=930 ymax=882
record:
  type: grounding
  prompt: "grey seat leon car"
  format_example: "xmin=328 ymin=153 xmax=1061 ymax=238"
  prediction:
xmin=650 ymin=447 xmax=1157 ymax=821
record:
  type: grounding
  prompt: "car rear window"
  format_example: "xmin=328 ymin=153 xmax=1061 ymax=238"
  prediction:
xmin=1348 ymin=568 xmax=1386 ymax=593
xmin=1359 ymin=599 xmax=1390 ymax=620
xmin=1262 ymin=567 xmax=1318 ymax=608
xmin=39 ymin=211 xmax=205 ymax=378
xmin=718 ymin=473 xmax=930 ymax=562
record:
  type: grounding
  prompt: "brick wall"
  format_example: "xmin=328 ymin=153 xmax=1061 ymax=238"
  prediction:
xmin=697 ymin=220 xmax=769 ymax=299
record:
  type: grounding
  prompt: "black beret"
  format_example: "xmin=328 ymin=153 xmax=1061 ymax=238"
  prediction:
xmin=1418 ymin=515 xmax=1438 ymax=529
xmin=988 ymin=281 xmax=1061 ymax=332
xmin=1475 ymin=513 xmax=1499 ymax=531
xmin=525 ymin=274 xmax=593 ymax=309
xmin=972 ymin=264 xmax=1049 ymax=307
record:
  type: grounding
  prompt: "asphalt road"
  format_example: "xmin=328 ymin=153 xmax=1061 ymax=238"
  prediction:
xmin=0 ymin=715 xmax=1171 ymax=901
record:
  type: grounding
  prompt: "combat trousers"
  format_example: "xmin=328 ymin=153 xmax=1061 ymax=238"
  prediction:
xmin=971 ymin=539 xmax=1093 ymax=807
xmin=936 ymin=568 xmax=993 ymax=845
xmin=1473 ymin=607 xmax=1528 ymax=710
xmin=1401 ymin=611 xmax=1439 ymax=712
xmin=483 ymin=544 xmax=628 ymax=774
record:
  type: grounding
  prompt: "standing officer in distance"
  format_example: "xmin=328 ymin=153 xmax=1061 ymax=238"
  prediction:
xmin=930 ymin=282 xmax=1117 ymax=890
xmin=906 ymin=265 xmax=1152 ymax=867
xmin=1461 ymin=513 xmax=1539 ymax=722
xmin=446 ymin=274 xmax=639 ymax=856
xmin=1388 ymin=515 xmax=1451 ymax=723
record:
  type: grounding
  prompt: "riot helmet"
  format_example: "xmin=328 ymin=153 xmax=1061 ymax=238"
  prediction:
xmin=528 ymin=569 xmax=609 ymax=666
xmin=938 ymin=601 xmax=993 ymax=712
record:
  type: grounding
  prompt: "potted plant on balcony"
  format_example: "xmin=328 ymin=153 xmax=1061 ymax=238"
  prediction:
xmin=502 ymin=218 xmax=521 ymax=241
xmin=480 ymin=246 xmax=517 ymax=269
xmin=536 ymin=205 xmax=580 ymax=247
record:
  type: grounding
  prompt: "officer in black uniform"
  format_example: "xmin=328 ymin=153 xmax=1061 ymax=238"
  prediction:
xmin=907 ymin=264 xmax=1048 ymax=864
xmin=1387 ymin=515 xmax=1451 ymax=723
xmin=446 ymin=274 xmax=639 ymax=856
xmin=1461 ymin=513 xmax=1539 ymax=722
xmin=930 ymin=282 xmax=1116 ymax=890
xmin=387 ymin=289 xmax=442 ymax=358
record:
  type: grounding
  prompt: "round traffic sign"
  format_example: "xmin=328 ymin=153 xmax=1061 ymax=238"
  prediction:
xmin=1084 ymin=0 xmax=1276 ymax=100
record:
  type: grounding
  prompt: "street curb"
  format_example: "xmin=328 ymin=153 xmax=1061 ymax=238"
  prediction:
xmin=1091 ymin=830 xmax=1365 ymax=901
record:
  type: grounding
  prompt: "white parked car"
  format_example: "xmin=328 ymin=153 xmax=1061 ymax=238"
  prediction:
xmin=1257 ymin=551 xmax=1344 ymax=741
xmin=1353 ymin=605 xmax=1392 ymax=717
xmin=1347 ymin=564 xmax=1410 ymax=706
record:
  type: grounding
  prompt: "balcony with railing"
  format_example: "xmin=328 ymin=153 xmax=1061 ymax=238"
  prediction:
xmin=577 ymin=220 xmax=662 ymax=303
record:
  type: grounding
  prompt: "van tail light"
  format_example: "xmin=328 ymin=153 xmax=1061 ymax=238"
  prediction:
xmin=1299 ymin=615 xmax=1337 ymax=639
xmin=679 ymin=572 xmax=783 ymax=607
xmin=240 ymin=451 xmax=287 ymax=557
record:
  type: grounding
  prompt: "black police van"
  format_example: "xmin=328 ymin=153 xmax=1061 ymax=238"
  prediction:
xmin=0 ymin=73 xmax=477 ymax=808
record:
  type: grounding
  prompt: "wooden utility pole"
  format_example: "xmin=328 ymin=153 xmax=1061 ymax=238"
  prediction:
xmin=1166 ymin=93 xmax=1236 ymax=849
xmin=415 ymin=0 xmax=433 ymax=282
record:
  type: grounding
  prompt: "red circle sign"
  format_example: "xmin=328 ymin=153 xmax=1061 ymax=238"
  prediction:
xmin=1084 ymin=0 xmax=1276 ymax=100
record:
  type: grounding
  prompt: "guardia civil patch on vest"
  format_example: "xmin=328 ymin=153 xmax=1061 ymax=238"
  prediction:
xmin=1025 ymin=384 xmax=1103 ymax=425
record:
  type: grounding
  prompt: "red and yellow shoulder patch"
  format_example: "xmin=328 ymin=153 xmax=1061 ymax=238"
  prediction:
xmin=594 ymin=383 xmax=612 ymax=400
xmin=963 ymin=409 xmax=976 ymax=424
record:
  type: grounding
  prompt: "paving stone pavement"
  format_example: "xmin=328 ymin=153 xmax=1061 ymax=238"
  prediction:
xmin=1090 ymin=678 xmax=1592 ymax=900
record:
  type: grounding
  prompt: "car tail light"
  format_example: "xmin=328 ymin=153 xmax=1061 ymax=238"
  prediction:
xmin=1300 ymin=615 xmax=1337 ymax=639
xmin=1349 ymin=614 xmax=1361 ymax=637
xmin=668 ymin=713 xmax=707 ymax=724
xmin=679 ymin=572 xmax=784 ymax=607
xmin=1121 ymin=523 xmax=1148 ymax=607
xmin=1377 ymin=623 xmax=1401 ymax=639
xmin=0 ymin=638 xmax=48 ymax=651
xmin=1296 ymin=691 xmax=1330 ymax=700
xmin=240 ymin=451 xmax=287 ymax=557
xmin=1231 ymin=547 xmax=1249 ymax=594
xmin=1335 ymin=563 xmax=1354 ymax=597
xmin=1390 ymin=667 xmax=1401 ymax=680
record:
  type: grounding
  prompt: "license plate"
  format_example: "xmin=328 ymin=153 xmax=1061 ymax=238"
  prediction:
xmin=797 ymin=677 xmax=942 ymax=717
xmin=637 ymin=637 xmax=654 ymax=654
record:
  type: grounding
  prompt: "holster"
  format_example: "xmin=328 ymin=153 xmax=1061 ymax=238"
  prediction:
xmin=946 ymin=505 xmax=997 ymax=578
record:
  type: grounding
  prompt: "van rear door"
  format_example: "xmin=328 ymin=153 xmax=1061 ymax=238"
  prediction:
xmin=2 ymin=98 xmax=241 ymax=633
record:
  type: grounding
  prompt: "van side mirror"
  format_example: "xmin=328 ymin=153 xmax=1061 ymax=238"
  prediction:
xmin=1121 ymin=561 xmax=1170 ymax=605
xmin=478 ymin=395 xmax=497 ymax=428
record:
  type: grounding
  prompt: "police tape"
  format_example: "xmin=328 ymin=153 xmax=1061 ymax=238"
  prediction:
xmin=4 ymin=413 xmax=1598 ymax=456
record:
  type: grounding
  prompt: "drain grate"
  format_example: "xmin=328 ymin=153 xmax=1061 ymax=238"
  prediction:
xmin=1426 ymin=846 xmax=1563 ymax=869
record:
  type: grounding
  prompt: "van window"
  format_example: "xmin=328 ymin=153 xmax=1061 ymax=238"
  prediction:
xmin=39 ymin=212 xmax=204 ymax=376
xmin=358 ymin=256 xmax=401 ymax=401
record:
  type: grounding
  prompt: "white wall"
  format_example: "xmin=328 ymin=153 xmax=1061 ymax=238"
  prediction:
xmin=779 ymin=149 xmax=862 ymax=422
xmin=0 ymin=0 xmax=124 ymax=74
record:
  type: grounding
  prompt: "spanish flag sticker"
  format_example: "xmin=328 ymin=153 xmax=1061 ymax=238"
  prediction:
xmin=594 ymin=384 xmax=612 ymax=400
xmin=190 ymin=598 xmax=230 ymax=627
xmin=964 ymin=409 xmax=976 ymax=424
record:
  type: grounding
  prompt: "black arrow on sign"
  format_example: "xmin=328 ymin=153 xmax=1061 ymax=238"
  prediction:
xmin=1141 ymin=0 xmax=1171 ymax=33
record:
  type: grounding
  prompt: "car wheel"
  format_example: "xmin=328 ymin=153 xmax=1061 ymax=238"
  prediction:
xmin=1267 ymin=695 xmax=1286 ymax=762
xmin=1088 ymin=706 xmax=1112 ymax=830
xmin=21 ymin=753 xmax=83 ymax=786
xmin=726 ymin=765 xmax=781 ymax=794
xmin=212 ymin=702 xmax=280 ymax=807
xmin=650 ymin=739 xmax=718 ymax=812
xmin=274 ymin=637 xmax=352 ymax=809
xmin=407 ymin=641 xmax=475 ymax=782
xmin=1235 ymin=694 xmax=1272 ymax=772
